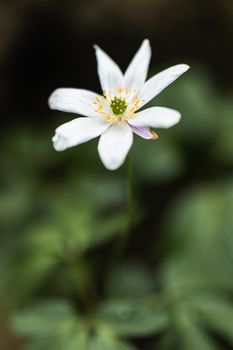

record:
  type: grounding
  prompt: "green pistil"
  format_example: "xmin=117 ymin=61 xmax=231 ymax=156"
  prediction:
xmin=110 ymin=97 xmax=127 ymax=116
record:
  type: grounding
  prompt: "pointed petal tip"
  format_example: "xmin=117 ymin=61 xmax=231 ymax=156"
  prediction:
xmin=52 ymin=144 xmax=64 ymax=152
xmin=104 ymin=162 xmax=121 ymax=171
xmin=99 ymin=153 xmax=125 ymax=171
xmin=52 ymin=133 xmax=66 ymax=152
xmin=169 ymin=63 xmax=190 ymax=74
xmin=48 ymin=88 xmax=67 ymax=110
xmin=144 ymin=38 xmax=150 ymax=46
xmin=173 ymin=113 xmax=182 ymax=126
xmin=93 ymin=45 xmax=103 ymax=56
xmin=170 ymin=63 xmax=190 ymax=74
xmin=142 ymin=38 xmax=151 ymax=51
xmin=123 ymin=38 xmax=151 ymax=90
xmin=52 ymin=134 xmax=56 ymax=142
xmin=166 ymin=109 xmax=182 ymax=127
xmin=177 ymin=113 xmax=182 ymax=122
xmin=48 ymin=90 xmax=56 ymax=109
xmin=48 ymin=98 xmax=57 ymax=110
xmin=142 ymin=38 xmax=149 ymax=44
xmin=179 ymin=63 xmax=190 ymax=72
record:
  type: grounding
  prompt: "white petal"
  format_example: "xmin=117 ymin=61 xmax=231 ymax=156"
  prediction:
xmin=129 ymin=125 xmax=153 ymax=139
xmin=52 ymin=117 xmax=109 ymax=151
xmin=123 ymin=39 xmax=151 ymax=90
xmin=98 ymin=124 xmax=133 ymax=170
xmin=49 ymin=88 xmax=101 ymax=118
xmin=138 ymin=64 xmax=190 ymax=107
xmin=94 ymin=45 xmax=123 ymax=94
xmin=129 ymin=107 xmax=181 ymax=128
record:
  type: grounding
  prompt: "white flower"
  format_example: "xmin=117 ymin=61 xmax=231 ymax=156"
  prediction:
xmin=49 ymin=39 xmax=189 ymax=170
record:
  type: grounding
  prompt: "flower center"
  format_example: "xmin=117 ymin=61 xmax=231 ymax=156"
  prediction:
xmin=110 ymin=97 xmax=128 ymax=116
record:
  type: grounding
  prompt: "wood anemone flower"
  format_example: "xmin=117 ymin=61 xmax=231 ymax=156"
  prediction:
xmin=49 ymin=39 xmax=189 ymax=170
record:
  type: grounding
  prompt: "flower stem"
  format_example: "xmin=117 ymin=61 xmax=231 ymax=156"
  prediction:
xmin=117 ymin=156 xmax=135 ymax=256
xmin=63 ymin=252 xmax=97 ymax=313
xmin=112 ymin=155 xmax=136 ymax=260
xmin=126 ymin=154 xmax=135 ymax=235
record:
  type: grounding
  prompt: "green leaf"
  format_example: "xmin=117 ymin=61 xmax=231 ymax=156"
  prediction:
xmin=18 ymin=316 xmax=138 ymax=350
xmin=96 ymin=299 xmax=169 ymax=337
xmin=88 ymin=334 xmax=137 ymax=350
xmin=175 ymin=310 xmax=219 ymax=350
xmin=192 ymin=294 xmax=233 ymax=345
xmin=28 ymin=209 xmax=127 ymax=258
xmin=12 ymin=300 xmax=87 ymax=350
xmin=12 ymin=300 xmax=78 ymax=337
xmin=23 ymin=332 xmax=88 ymax=350
xmin=28 ymin=177 xmax=128 ymax=258
xmin=161 ymin=182 xmax=233 ymax=292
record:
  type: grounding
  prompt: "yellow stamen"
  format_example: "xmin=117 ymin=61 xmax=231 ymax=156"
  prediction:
xmin=93 ymin=88 xmax=146 ymax=126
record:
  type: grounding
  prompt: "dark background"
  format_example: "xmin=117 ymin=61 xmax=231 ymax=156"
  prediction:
xmin=1 ymin=0 xmax=232 ymax=123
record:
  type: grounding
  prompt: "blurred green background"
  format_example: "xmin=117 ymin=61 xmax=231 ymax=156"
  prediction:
xmin=0 ymin=0 xmax=233 ymax=349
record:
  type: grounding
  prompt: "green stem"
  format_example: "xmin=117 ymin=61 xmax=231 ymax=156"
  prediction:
xmin=112 ymin=156 xmax=136 ymax=260
xmin=126 ymin=154 xmax=135 ymax=239
xmin=63 ymin=252 xmax=97 ymax=313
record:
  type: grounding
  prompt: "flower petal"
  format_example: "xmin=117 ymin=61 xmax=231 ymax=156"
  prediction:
xmin=94 ymin=45 xmax=123 ymax=94
xmin=129 ymin=125 xmax=154 ymax=139
xmin=129 ymin=107 xmax=181 ymax=128
xmin=52 ymin=117 xmax=109 ymax=151
xmin=48 ymin=88 xmax=101 ymax=117
xmin=123 ymin=39 xmax=151 ymax=91
xmin=138 ymin=64 xmax=190 ymax=107
xmin=98 ymin=124 xmax=133 ymax=170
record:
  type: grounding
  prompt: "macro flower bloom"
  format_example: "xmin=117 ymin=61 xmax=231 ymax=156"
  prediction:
xmin=49 ymin=39 xmax=189 ymax=170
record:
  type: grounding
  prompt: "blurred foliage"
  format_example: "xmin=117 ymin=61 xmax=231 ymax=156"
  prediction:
xmin=1 ymin=69 xmax=233 ymax=350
